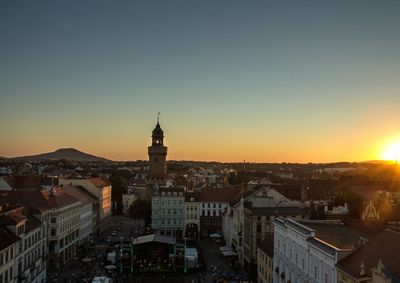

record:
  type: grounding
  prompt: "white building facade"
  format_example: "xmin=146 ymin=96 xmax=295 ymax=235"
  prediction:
xmin=273 ymin=219 xmax=356 ymax=283
xmin=151 ymin=186 xmax=185 ymax=237
xmin=59 ymin=178 xmax=112 ymax=233
xmin=46 ymin=188 xmax=81 ymax=269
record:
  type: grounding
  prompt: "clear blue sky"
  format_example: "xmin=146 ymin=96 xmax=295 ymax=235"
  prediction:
xmin=1 ymin=0 xmax=399 ymax=162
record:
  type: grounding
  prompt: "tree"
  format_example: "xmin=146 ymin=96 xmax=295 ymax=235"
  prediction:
xmin=344 ymin=191 xmax=363 ymax=219
xmin=110 ymin=175 xmax=127 ymax=215
xmin=129 ymin=199 xmax=152 ymax=226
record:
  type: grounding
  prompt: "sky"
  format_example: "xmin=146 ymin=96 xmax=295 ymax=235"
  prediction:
xmin=1 ymin=0 xmax=399 ymax=162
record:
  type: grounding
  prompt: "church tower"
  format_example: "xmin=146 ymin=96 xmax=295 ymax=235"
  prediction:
xmin=147 ymin=117 xmax=167 ymax=185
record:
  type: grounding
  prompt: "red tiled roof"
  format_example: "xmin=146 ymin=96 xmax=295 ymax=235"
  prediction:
xmin=0 ymin=213 xmax=26 ymax=225
xmin=200 ymin=187 xmax=243 ymax=203
xmin=89 ymin=178 xmax=109 ymax=188
xmin=62 ymin=184 xmax=92 ymax=205
xmin=42 ymin=188 xmax=80 ymax=208
xmin=0 ymin=187 xmax=80 ymax=210
xmin=337 ymin=229 xmax=400 ymax=278
xmin=0 ymin=190 xmax=49 ymax=212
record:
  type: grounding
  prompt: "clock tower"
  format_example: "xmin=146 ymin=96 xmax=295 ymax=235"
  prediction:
xmin=147 ymin=118 xmax=167 ymax=185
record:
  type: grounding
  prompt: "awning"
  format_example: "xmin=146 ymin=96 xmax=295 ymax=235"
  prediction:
xmin=219 ymin=246 xmax=231 ymax=252
xmin=209 ymin=233 xmax=222 ymax=238
xmin=222 ymin=250 xmax=237 ymax=256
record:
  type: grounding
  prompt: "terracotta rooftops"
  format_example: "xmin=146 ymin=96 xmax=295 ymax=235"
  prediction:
xmin=337 ymin=229 xmax=400 ymax=279
xmin=42 ymin=187 xmax=81 ymax=209
xmin=0 ymin=190 xmax=49 ymax=212
xmin=0 ymin=213 xmax=26 ymax=225
xmin=62 ymin=184 xmax=92 ymax=206
xmin=201 ymin=186 xmax=243 ymax=203
xmin=89 ymin=177 xmax=110 ymax=188
xmin=1 ymin=176 xmax=58 ymax=190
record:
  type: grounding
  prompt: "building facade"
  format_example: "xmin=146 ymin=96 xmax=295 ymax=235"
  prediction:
xmin=0 ymin=205 xmax=47 ymax=283
xmin=200 ymin=187 xmax=242 ymax=237
xmin=257 ymin=235 xmax=274 ymax=283
xmin=336 ymin=229 xmax=400 ymax=283
xmin=273 ymin=219 xmax=364 ymax=283
xmin=151 ymin=185 xmax=185 ymax=237
xmin=45 ymin=188 xmax=81 ymax=269
xmin=243 ymin=206 xmax=305 ymax=279
xmin=184 ymin=191 xmax=201 ymax=239
xmin=59 ymin=177 xmax=111 ymax=233
xmin=63 ymin=185 xmax=94 ymax=243
xmin=0 ymin=225 xmax=18 ymax=283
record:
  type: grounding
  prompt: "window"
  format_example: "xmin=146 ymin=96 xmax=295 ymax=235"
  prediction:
xmin=314 ymin=266 xmax=317 ymax=279
xmin=51 ymin=229 xmax=56 ymax=236
xmin=257 ymin=224 xmax=261 ymax=233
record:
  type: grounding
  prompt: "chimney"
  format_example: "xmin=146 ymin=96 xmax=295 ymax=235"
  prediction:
xmin=360 ymin=261 xmax=365 ymax=276
xmin=49 ymin=187 xmax=56 ymax=198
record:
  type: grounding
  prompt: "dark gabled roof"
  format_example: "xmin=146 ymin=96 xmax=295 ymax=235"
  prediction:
xmin=0 ymin=226 xmax=19 ymax=252
xmin=300 ymin=221 xmax=363 ymax=250
xmin=0 ymin=190 xmax=49 ymax=212
xmin=201 ymin=186 xmax=244 ymax=203
xmin=63 ymin=184 xmax=93 ymax=205
xmin=286 ymin=219 xmax=314 ymax=235
xmin=337 ymin=229 xmax=400 ymax=279
xmin=75 ymin=186 xmax=98 ymax=203
xmin=42 ymin=188 xmax=80 ymax=209
xmin=0 ymin=212 xmax=26 ymax=225
xmin=1 ymin=176 xmax=59 ymax=190
xmin=245 ymin=206 xmax=305 ymax=216
xmin=307 ymin=237 xmax=337 ymax=255
xmin=185 ymin=191 xmax=201 ymax=202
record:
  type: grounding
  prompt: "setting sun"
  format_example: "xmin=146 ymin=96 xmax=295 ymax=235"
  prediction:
xmin=382 ymin=141 xmax=400 ymax=162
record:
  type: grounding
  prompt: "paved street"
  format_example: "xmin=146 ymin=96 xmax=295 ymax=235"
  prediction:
xmin=47 ymin=216 xmax=242 ymax=283
xmin=197 ymin=239 xmax=232 ymax=282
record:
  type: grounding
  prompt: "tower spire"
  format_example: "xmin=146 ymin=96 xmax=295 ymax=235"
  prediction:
xmin=157 ymin=112 xmax=160 ymax=124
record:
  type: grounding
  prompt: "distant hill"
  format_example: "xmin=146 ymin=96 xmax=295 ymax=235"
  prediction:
xmin=12 ymin=148 xmax=110 ymax=162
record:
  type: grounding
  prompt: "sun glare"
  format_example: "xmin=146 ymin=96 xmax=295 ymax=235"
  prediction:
xmin=382 ymin=141 xmax=400 ymax=162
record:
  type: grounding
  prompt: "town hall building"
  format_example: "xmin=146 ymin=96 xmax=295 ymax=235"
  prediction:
xmin=149 ymin=119 xmax=185 ymax=238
